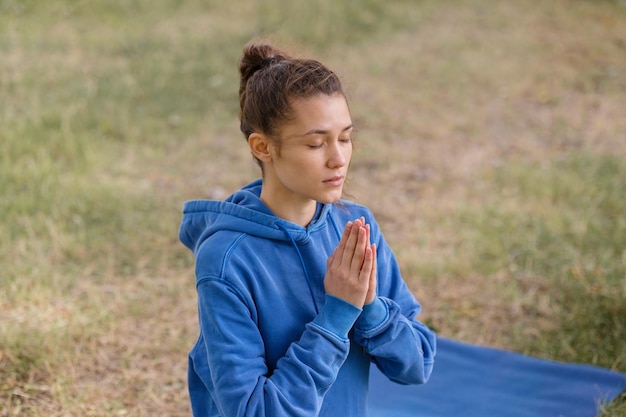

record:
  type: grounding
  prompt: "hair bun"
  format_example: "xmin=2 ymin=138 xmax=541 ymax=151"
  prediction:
xmin=239 ymin=42 xmax=289 ymax=89
xmin=260 ymin=56 xmax=278 ymax=68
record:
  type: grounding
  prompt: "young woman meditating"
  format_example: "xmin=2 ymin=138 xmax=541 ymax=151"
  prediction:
xmin=179 ymin=40 xmax=436 ymax=417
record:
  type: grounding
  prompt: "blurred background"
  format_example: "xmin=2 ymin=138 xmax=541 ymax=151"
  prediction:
xmin=1 ymin=0 xmax=625 ymax=415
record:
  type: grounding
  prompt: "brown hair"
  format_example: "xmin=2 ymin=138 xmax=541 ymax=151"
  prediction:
xmin=238 ymin=41 xmax=346 ymax=164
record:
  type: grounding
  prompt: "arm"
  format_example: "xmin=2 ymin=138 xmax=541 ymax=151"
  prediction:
xmin=352 ymin=219 xmax=436 ymax=385
xmin=196 ymin=278 xmax=362 ymax=417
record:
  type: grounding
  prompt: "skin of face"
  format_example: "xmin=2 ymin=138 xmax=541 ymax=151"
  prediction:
xmin=248 ymin=93 xmax=353 ymax=226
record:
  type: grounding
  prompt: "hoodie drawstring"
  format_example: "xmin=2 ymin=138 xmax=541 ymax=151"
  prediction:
xmin=277 ymin=223 xmax=320 ymax=315
xmin=328 ymin=211 xmax=343 ymax=240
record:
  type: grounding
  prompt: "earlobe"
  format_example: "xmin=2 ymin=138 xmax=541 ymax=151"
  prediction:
xmin=248 ymin=133 xmax=272 ymax=163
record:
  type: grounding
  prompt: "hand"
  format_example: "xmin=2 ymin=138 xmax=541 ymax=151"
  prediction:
xmin=324 ymin=218 xmax=376 ymax=308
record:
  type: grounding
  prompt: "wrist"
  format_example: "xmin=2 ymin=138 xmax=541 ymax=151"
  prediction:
xmin=313 ymin=294 xmax=362 ymax=338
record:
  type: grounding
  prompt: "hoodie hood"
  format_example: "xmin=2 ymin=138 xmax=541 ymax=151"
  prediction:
xmin=179 ymin=179 xmax=332 ymax=254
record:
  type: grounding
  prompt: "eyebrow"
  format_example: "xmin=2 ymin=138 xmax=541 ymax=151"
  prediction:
xmin=298 ymin=124 xmax=354 ymax=137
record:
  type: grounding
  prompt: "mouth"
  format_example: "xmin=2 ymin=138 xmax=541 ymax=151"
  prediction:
xmin=323 ymin=175 xmax=344 ymax=186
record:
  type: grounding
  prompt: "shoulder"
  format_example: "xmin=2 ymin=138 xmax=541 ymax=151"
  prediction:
xmin=195 ymin=230 xmax=255 ymax=281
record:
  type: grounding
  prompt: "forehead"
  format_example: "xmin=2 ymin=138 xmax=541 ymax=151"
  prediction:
xmin=281 ymin=94 xmax=352 ymax=135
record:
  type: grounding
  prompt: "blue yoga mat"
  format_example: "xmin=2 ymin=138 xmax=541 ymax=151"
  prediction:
xmin=369 ymin=337 xmax=625 ymax=417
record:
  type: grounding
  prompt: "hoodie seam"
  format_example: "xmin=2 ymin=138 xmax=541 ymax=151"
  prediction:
xmin=196 ymin=275 xmax=253 ymax=318
xmin=219 ymin=233 xmax=249 ymax=278
xmin=194 ymin=232 xmax=252 ymax=306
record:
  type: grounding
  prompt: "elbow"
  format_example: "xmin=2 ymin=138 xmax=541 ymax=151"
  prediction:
xmin=388 ymin=358 xmax=435 ymax=385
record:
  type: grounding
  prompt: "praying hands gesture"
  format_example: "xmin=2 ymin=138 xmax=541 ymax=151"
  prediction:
xmin=324 ymin=217 xmax=377 ymax=308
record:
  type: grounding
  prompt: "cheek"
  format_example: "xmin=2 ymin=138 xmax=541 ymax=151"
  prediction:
xmin=344 ymin=146 xmax=353 ymax=163
xmin=278 ymin=152 xmax=317 ymax=176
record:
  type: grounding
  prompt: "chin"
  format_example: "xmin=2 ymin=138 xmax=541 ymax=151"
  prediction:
xmin=317 ymin=194 xmax=343 ymax=205
xmin=312 ymin=187 xmax=344 ymax=204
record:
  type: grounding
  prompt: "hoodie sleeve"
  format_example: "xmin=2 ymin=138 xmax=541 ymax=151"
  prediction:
xmin=352 ymin=218 xmax=436 ymax=385
xmin=193 ymin=277 xmax=362 ymax=417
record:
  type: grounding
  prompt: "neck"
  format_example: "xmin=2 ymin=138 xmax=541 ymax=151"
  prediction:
xmin=260 ymin=190 xmax=317 ymax=227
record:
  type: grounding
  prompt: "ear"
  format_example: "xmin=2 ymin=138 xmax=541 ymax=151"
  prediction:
xmin=248 ymin=132 xmax=273 ymax=164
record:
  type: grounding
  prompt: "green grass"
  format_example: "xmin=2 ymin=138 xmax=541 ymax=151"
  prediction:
xmin=458 ymin=155 xmax=626 ymax=368
xmin=1 ymin=0 xmax=626 ymax=415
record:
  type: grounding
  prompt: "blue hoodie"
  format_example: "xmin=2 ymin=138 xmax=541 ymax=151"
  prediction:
xmin=179 ymin=179 xmax=436 ymax=417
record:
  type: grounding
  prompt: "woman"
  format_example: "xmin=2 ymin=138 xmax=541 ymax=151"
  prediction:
xmin=179 ymin=40 xmax=436 ymax=417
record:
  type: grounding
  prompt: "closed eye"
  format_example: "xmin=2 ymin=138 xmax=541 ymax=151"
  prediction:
xmin=309 ymin=138 xmax=350 ymax=149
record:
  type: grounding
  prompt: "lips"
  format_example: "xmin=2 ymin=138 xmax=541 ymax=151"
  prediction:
xmin=323 ymin=175 xmax=344 ymax=186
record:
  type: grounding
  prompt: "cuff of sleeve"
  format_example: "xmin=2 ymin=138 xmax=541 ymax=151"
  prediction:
xmin=313 ymin=295 xmax=362 ymax=339
xmin=355 ymin=297 xmax=387 ymax=331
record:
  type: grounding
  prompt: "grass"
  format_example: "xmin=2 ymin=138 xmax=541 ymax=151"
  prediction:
xmin=457 ymin=155 xmax=626 ymax=366
xmin=1 ymin=0 xmax=625 ymax=415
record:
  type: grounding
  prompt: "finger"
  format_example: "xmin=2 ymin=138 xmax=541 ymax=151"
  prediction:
xmin=340 ymin=220 xmax=362 ymax=267
xmin=326 ymin=250 xmax=335 ymax=267
xmin=358 ymin=222 xmax=372 ymax=268
xmin=333 ymin=221 xmax=352 ymax=260
xmin=369 ymin=243 xmax=377 ymax=286
xmin=364 ymin=244 xmax=377 ymax=304
xmin=359 ymin=244 xmax=374 ymax=284
xmin=340 ymin=221 xmax=353 ymax=245
xmin=350 ymin=225 xmax=368 ymax=274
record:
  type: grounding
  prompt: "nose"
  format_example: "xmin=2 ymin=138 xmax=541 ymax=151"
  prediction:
xmin=327 ymin=141 xmax=349 ymax=168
